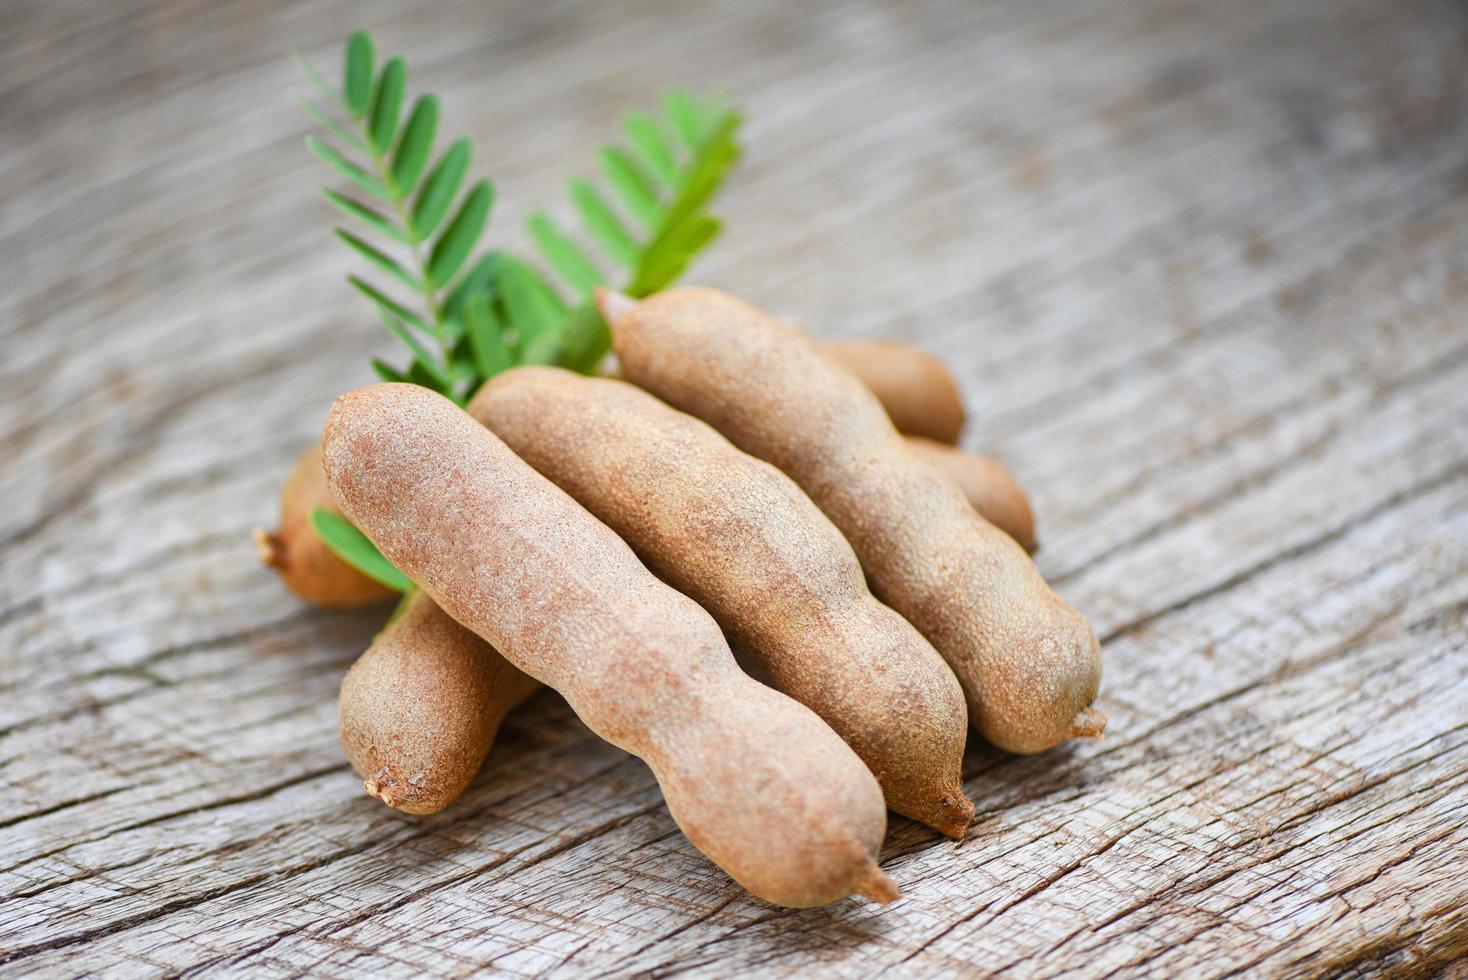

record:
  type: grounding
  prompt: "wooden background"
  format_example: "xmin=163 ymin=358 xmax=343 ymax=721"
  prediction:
xmin=3 ymin=0 xmax=1466 ymax=975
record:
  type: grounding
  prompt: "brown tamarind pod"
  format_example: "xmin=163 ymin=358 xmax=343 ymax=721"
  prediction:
xmin=904 ymin=437 xmax=1038 ymax=554
xmin=611 ymin=339 xmax=967 ymax=442
xmin=339 ymin=590 xmax=540 ymax=815
xmin=601 ymin=287 xmax=1104 ymax=755
xmin=253 ymin=444 xmax=395 ymax=608
xmin=470 ymin=367 xmax=974 ymax=838
xmin=322 ymin=382 xmax=897 ymax=907
xmin=816 ymin=339 xmax=966 ymax=444
xmin=609 ymin=348 xmax=1028 ymax=547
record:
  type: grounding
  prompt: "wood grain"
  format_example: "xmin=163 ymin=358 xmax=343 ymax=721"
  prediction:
xmin=2 ymin=0 xmax=1465 ymax=974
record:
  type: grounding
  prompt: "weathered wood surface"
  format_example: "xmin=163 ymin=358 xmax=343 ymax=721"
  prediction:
xmin=3 ymin=0 xmax=1467 ymax=974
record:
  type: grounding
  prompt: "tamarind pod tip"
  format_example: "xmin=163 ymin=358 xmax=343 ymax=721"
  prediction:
xmin=935 ymin=788 xmax=976 ymax=840
xmin=595 ymin=287 xmax=638 ymax=326
xmin=855 ymin=865 xmax=902 ymax=904
xmin=1068 ymin=707 xmax=1107 ymax=740
xmin=362 ymin=776 xmax=398 ymax=811
xmin=363 ymin=776 xmax=439 ymax=815
xmin=253 ymin=528 xmax=286 ymax=570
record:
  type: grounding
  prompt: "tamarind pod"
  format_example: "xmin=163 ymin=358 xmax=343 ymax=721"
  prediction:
xmin=339 ymin=590 xmax=540 ymax=815
xmin=253 ymin=444 xmax=395 ymax=608
xmin=610 ymin=351 xmax=1028 ymax=547
xmin=816 ymin=339 xmax=965 ymax=444
xmin=601 ymin=288 xmax=1104 ymax=755
xmin=322 ymin=383 xmax=897 ymax=907
xmin=470 ymin=367 xmax=974 ymax=838
xmin=904 ymin=437 xmax=1038 ymax=554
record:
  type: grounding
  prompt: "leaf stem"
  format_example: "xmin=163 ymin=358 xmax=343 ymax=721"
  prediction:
xmin=355 ymin=113 xmax=449 ymax=353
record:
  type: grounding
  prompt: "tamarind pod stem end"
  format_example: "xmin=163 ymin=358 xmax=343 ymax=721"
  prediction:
xmin=1068 ymin=707 xmax=1108 ymax=740
xmin=595 ymin=287 xmax=638 ymax=326
xmin=252 ymin=528 xmax=286 ymax=570
xmin=855 ymin=865 xmax=902 ymax=904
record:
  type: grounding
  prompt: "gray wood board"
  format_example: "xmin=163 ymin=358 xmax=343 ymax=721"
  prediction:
xmin=2 ymin=0 xmax=1466 ymax=975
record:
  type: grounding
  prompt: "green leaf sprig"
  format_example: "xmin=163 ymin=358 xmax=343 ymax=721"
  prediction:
xmin=294 ymin=30 xmax=744 ymax=589
xmin=295 ymin=30 xmax=743 ymax=406
xmin=308 ymin=509 xmax=414 ymax=592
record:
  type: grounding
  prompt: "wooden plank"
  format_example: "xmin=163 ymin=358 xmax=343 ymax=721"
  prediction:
xmin=2 ymin=0 xmax=1466 ymax=974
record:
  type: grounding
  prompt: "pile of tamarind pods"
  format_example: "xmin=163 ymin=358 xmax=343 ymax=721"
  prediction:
xmin=257 ymin=287 xmax=1103 ymax=909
